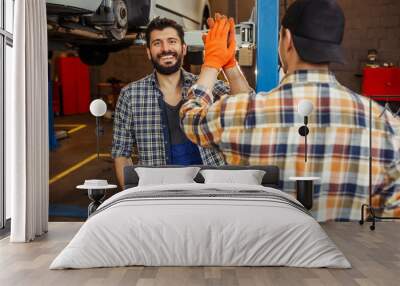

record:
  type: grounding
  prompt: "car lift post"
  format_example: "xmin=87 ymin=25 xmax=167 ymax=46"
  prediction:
xmin=256 ymin=0 xmax=280 ymax=93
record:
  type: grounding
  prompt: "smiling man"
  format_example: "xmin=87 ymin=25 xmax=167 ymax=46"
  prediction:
xmin=112 ymin=17 xmax=242 ymax=187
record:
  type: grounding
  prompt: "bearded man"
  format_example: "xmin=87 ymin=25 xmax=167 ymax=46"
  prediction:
xmin=112 ymin=17 xmax=251 ymax=187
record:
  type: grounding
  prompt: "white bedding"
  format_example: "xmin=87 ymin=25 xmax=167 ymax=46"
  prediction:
xmin=50 ymin=183 xmax=351 ymax=269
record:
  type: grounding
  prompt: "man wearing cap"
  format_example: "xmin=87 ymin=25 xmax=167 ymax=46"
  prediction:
xmin=180 ymin=0 xmax=400 ymax=221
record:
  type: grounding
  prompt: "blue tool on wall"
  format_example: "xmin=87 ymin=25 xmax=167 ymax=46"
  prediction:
xmin=48 ymin=63 xmax=58 ymax=150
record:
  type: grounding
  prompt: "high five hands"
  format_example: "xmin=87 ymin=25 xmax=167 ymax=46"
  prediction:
xmin=202 ymin=13 xmax=237 ymax=70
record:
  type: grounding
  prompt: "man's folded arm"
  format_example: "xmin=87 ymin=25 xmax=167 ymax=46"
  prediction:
xmin=112 ymin=89 xmax=136 ymax=188
xmin=223 ymin=65 xmax=254 ymax=95
xmin=180 ymin=84 xmax=226 ymax=148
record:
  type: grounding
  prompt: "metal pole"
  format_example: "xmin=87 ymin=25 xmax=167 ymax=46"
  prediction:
xmin=0 ymin=0 xmax=5 ymax=229
xmin=96 ymin=116 xmax=100 ymax=160
xmin=256 ymin=0 xmax=279 ymax=93
xmin=305 ymin=132 xmax=307 ymax=162
xmin=369 ymin=97 xmax=372 ymax=207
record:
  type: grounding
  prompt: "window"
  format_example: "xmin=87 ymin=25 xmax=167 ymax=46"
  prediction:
xmin=1 ymin=0 xmax=13 ymax=230
xmin=5 ymin=0 xmax=13 ymax=33
xmin=0 ymin=0 xmax=3 ymax=230
xmin=4 ymin=43 xmax=11 ymax=220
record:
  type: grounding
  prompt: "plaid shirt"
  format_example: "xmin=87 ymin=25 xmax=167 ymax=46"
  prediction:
xmin=180 ymin=70 xmax=400 ymax=221
xmin=112 ymin=69 xmax=228 ymax=166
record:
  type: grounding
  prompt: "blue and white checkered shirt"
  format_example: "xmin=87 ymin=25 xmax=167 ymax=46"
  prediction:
xmin=111 ymin=69 xmax=228 ymax=166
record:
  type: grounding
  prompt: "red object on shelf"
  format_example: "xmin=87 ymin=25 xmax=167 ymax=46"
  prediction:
xmin=57 ymin=57 xmax=90 ymax=114
xmin=362 ymin=67 xmax=400 ymax=101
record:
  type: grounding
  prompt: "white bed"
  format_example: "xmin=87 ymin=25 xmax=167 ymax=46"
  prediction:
xmin=50 ymin=183 xmax=351 ymax=269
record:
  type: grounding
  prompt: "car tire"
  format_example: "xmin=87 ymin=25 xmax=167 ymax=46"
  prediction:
xmin=108 ymin=0 xmax=128 ymax=40
xmin=78 ymin=47 xmax=109 ymax=66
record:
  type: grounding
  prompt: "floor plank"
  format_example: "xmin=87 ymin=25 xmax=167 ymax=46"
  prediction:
xmin=0 ymin=222 xmax=399 ymax=286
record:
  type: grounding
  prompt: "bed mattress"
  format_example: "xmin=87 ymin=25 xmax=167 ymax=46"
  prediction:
xmin=50 ymin=183 xmax=351 ymax=269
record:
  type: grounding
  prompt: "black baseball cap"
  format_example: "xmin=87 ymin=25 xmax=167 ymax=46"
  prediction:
xmin=281 ymin=0 xmax=346 ymax=64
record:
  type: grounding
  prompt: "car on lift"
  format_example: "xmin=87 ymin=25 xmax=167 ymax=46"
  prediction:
xmin=47 ymin=0 xmax=211 ymax=65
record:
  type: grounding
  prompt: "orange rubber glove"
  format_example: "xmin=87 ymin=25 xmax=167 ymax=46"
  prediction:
xmin=203 ymin=16 xmax=235 ymax=70
xmin=224 ymin=18 xmax=238 ymax=69
xmin=203 ymin=16 xmax=237 ymax=69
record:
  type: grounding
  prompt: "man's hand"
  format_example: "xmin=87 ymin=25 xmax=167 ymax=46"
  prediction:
xmin=203 ymin=14 xmax=235 ymax=70
xmin=204 ymin=14 xmax=237 ymax=70
xmin=224 ymin=18 xmax=237 ymax=69
xmin=203 ymin=14 xmax=251 ymax=95
xmin=114 ymin=156 xmax=133 ymax=189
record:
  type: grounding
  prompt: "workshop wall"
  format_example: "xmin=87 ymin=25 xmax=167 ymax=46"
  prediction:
xmin=210 ymin=0 xmax=255 ymax=22
xmin=281 ymin=0 xmax=400 ymax=92
xmin=209 ymin=0 xmax=257 ymax=87
xmin=91 ymin=0 xmax=399 ymax=95
xmin=336 ymin=0 xmax=400 ymax=92
xmin=89 ymin=46 xmax=153 ymax=96
xmin=91 ymin=0 xmax=257 ymax=93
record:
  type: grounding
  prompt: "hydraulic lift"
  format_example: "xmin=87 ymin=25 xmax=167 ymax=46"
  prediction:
xmin=255 ymin=0 xmax=279 ymax=92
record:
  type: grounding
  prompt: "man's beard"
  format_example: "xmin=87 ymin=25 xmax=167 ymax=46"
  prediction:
xmin=151 ymin=51 xmax=183 ymax=75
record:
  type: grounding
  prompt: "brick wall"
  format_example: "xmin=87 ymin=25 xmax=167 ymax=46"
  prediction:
xmin=91 ymin=0 xmax=257 ymax=92
xmin=91 ymin=0 xmax=400 ymax=95
xmin=335 ymin=0 xmax=400 ymax=92
xmin=281 ymin=0 xmax=400 ymax=92
xmin=89 ymin=45 xmax=153 ymax=96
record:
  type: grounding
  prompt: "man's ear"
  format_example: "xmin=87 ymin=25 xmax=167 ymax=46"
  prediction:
xmin=146 ymin=48 xmax=151 ymax=61
xmin=182 ymin=43 xmax=187 ymax=56
xmin=285 ymin=28 xmax=294 ymax=52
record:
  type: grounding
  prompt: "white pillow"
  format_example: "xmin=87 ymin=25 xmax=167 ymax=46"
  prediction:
xmin=200 ymin=169 xmax=266 ymax=185
xmin=135 ymin=167 xmax=201 ymax=186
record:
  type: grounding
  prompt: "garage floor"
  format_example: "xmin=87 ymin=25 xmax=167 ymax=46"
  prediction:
xmin=50 ymin=113 xmax=119 ymax=222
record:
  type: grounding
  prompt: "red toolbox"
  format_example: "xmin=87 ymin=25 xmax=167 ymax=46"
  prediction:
xmin=362 ymin=67 xmax=400 ymax=101
xmin=57 ymin=57 xmax=90 ymax=114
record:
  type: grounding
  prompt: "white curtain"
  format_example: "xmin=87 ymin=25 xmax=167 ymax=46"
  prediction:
xmin=7 ymin=0 xmax=49 ymax=242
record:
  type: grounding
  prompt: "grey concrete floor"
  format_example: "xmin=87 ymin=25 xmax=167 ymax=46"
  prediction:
xmin=50 ymin=113 xmax=119 ymax=222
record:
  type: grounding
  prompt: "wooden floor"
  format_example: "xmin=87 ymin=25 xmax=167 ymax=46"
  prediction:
xmin=0 ymin=222 xmax=399 ymax=286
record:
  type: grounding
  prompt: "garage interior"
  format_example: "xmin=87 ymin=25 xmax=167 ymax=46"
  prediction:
xmin=48 ymin=0 xmax=400 ymax=222
xmin=48 ymin=0 xmax=260 ymax=221
xmin=1 ymin=0 xmax=400 ymax=285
